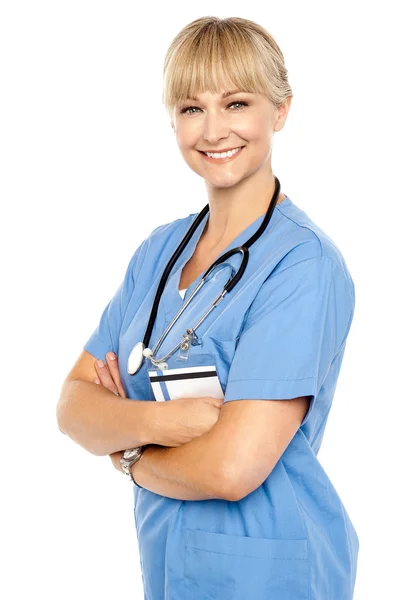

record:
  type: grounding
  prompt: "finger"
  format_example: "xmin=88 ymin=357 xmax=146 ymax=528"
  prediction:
xmin=105 ymin=352 xmax=127 ymax=398
xmin=94 ymin=360 xmax=120 ymax=396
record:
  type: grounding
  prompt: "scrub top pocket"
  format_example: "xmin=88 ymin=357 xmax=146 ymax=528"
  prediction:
xmin=205 ymin=335 xmax=240 ymax=395
xmin=184 ymin=528 xmax=309 ymax=600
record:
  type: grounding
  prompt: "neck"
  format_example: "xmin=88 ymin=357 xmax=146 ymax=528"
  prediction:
xmin=202 ymin=169 xmax=285 ymax=250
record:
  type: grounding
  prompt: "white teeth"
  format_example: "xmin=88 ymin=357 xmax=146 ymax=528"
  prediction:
xmin=205 ymin=146 xmax=242 ymax=158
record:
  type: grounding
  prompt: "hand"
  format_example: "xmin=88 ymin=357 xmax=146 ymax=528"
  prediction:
xmin=92 ymin=352 xmax=127 ymax=472
xmin=159 ymin=395 xmax=224 ymax=447
xmin=93 ymin=352 xmax=127 ymax=398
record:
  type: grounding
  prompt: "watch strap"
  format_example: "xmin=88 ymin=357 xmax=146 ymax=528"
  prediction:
xmin=121 ymin=445 xmax=147 ymax=485
xmin=130 ymin=445 xmax=149 ymax=488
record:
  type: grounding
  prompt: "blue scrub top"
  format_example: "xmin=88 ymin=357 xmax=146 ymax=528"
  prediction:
xmin=84 ymin=196 xmax=359 ymax=600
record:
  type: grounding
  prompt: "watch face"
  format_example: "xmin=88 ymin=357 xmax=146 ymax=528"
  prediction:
xmin=124 ymin=448 xmax=138 ymax=460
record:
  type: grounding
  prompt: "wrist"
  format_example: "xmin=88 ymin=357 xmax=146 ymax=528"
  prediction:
xmin=130 ymin=446 xmax=150 ymax=488
xmin=144 ymin=401 xmax=172 ymax=446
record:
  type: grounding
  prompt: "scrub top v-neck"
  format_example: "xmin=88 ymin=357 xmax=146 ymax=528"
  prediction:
xmin=83 ymin=195 xmax=359 ymax=600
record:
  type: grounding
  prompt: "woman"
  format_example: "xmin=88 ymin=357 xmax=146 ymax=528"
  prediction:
xmin=58 ymin=16 xmax=359 ymax=600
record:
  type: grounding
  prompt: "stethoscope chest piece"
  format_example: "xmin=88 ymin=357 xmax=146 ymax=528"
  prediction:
xmin=127 ymin=342 xmax=160 ymax=374
xmin=127 ymin=342 xmax=145 ymax=375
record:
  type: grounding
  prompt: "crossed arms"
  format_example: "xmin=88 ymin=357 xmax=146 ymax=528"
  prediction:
xmin=57 ymin=350 xmax=310 ymax=502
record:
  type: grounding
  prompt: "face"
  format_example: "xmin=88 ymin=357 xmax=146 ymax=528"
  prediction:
xmin=171 ymin=89 xmax=292 ymax=189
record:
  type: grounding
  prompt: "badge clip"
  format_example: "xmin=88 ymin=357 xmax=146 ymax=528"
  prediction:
xmin=177 ymin=329 xmax=201 ymax=361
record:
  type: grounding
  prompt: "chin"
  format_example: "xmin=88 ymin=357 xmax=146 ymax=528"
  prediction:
xmin=204 ymin=174 xmax=246 ymax=189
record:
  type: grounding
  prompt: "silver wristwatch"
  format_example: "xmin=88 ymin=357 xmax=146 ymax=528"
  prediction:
xmin=120 ymin=446 xmax=146 ymax=481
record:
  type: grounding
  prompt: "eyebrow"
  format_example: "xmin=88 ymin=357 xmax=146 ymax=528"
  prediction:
xmin=186 ymin=90 xmax=244 ymax=101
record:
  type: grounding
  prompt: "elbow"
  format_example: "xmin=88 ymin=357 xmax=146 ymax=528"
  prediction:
xmin=57 ymin=421 xmax=67 ymax=435
xmin=56 ymin=388 xmax=104 ymax=457
xmin=221 ymin=481 xmax=248 ymax=502
xmin=56 ymin=379 xmax=76 ymax=433
xmin=221 ymin=467 xmax=272 ymax=502
xmin=56 ymin=402 xmax=69 ymax=436
xmin=198 ymin=452 xmax=250 ymax=502
xmin=209 ymin=465 xmax=248 ymax=502
xmin=57 ymin=413 xmax=105 ymax=456
xmin=224 ymin=486 xmax=250 ymax=503
xmin=56 ymin=391 xmax=77 ymax=442
xmin=222 ymin=481 xmax=254 ymax=503
xmin=196 ymin=463 xmax=235 ymax=501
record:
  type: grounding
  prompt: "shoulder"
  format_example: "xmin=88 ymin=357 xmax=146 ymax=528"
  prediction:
xmin=275 ymin=197 xmax=355 ymax=299
xmin=128 ymin=211 xmax=197 ymax=277
xmin=145 ymin=211 xmax=196 ymax=244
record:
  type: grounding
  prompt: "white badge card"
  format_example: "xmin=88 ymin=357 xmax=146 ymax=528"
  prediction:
xmin=148 ymin=364 xmax=224 ymax=402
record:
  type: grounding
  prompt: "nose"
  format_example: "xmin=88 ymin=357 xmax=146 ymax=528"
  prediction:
xmin=202 ymin=110 xmax=230 ymax=145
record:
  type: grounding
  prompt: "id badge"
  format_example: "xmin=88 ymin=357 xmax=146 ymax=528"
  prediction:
xmin=146 ymin=356 xmax=224 ymax=402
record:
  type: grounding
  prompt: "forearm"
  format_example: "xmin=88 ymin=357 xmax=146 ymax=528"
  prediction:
xmin=57 ymin=379 xmax=168 ymax=456
xmin=132 ymin=434 xmax=231 ymax=501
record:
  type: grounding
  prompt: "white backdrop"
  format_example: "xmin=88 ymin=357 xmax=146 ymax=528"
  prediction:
xmin=1 ymin=1 xmax=397 ymax=598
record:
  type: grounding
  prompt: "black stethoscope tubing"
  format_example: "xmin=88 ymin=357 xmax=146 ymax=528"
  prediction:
xmin=140 ymin=175 xmax=281 ymax=352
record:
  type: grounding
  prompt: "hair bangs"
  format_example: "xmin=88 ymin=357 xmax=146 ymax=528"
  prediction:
xmin=162 ymin=17 xmax=292 ymax=116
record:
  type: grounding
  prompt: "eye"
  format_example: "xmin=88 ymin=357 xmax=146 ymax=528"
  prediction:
xmin=180 ymin=101 xmax=249 ymax=115
xmin=179 ymin=106 xmax=199 ymax=115
xmin=228 ymin=101 xmax=248 ymax=110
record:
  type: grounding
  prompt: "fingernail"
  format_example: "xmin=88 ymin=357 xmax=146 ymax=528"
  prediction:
xmin=93 ymin=377 xmax=100 ymax=384
xmin=97 ymin=359 xmax=104 ymax=368
xmin=107 ymin=352 xmax=116 ymax=361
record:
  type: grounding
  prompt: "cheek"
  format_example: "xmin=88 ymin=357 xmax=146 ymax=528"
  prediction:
xmin=175 ymin=123 xmax=202 ymax=148
xmin=244 ymin=126 xmax=274 ymax=160
xmin=178 ymin=140 xmax=200 ymax=159
xmin=239 ymin=120 xmax=268 ymax=143
xmin=238 ymin=112 xmax=272 ymax=138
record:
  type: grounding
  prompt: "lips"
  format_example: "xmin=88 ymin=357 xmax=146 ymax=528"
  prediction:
xmin=198 ymin=145 xmax=245 ymax=163
xmin=199 ymin=146 xmax=244 ymax=155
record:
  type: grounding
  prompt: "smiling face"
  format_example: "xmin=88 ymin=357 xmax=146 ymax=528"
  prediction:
xmin=171 ymin=90 xmax=291 ymax=189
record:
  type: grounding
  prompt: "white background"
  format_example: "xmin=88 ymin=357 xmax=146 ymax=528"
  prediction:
xmin=1 ymin=1 xmax=397 ymax=598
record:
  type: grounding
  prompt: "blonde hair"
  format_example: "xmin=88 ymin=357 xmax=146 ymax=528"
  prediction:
xmin=162 ymin=16 xmax=293 ymax=119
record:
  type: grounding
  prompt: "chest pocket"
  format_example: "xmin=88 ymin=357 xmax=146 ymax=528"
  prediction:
xmin=184 ymin=528 xmax=309 ymax=600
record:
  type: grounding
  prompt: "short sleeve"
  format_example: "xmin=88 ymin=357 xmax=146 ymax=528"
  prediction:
xmin=83 ymin=238 xmax=148 ymax=361
xmin=223 ymin=254 xmax=355 ymax=410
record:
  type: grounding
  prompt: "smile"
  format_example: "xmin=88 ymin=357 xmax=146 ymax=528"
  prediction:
xmin=198 ymin=146 xmax=245 ymax=163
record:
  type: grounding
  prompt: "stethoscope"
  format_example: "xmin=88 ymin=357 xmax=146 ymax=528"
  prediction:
xmin=127 ymin=175 xmax=282 ymax=375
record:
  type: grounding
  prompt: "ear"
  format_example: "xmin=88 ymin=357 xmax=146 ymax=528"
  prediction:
xmin=274 ymin=96 xmax=293 ymax=133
